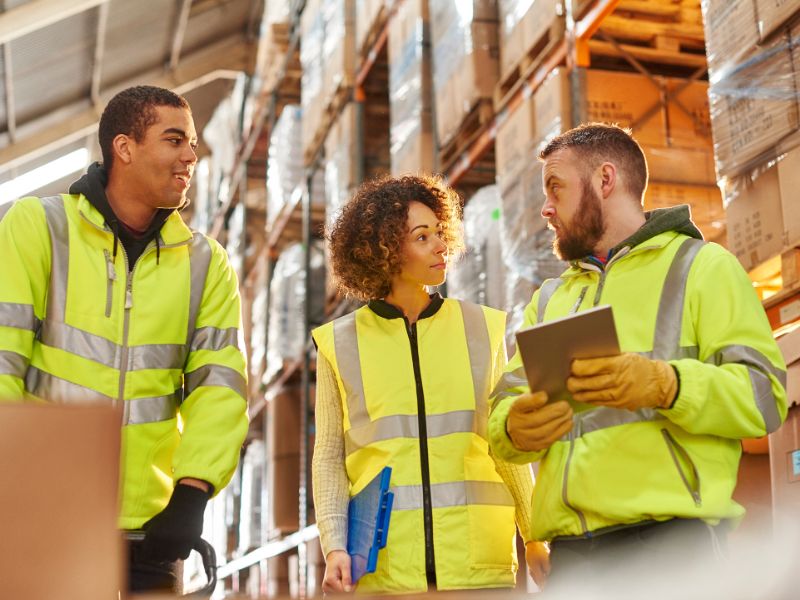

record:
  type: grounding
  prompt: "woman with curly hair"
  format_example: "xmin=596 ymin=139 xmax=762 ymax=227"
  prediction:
xmin=311 ymin=175 xmax=549 ymax=594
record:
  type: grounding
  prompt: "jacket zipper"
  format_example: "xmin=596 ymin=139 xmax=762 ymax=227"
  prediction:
xmin=561 ymin=433 xmax=590 ymax=537
xmin=103 ymin=249 xmax=116 ymax=318
xmin=406 ymin=319 xmax=436 ymax=583
xmin=661 ymin=429 xmax=702 ymax=506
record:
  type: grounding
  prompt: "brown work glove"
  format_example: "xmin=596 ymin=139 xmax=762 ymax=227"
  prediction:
xmin=525 ymin=540 xmax=551 ymax=589
xmin=506 ymin=391 xmax=573 ymax=452
xmin=567 ymin=353 xmax=678 ymax=411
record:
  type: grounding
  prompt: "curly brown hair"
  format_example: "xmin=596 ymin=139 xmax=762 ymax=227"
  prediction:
xmin=328 ymin=175 xmax=464 ymax=301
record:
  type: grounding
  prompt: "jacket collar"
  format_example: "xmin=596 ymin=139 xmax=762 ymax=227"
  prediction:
xmin=367 ymin=292 xmax=445 ymax=320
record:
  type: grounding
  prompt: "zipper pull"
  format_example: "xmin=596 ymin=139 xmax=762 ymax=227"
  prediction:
xmin=104 ymin=249 xmax=116 ymax=281
xmin=125 ymin=281 xmax=133 ymax=309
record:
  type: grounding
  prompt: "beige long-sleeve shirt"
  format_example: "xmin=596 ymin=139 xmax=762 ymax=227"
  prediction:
xmin=311 ymin=350 xmax=534 ymax=557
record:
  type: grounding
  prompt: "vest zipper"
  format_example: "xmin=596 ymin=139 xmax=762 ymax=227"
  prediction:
xmin=118 ymin=247 xmax=133 ymax=406
xmin=661 ymin=429 xmax=702 ymax=506
xmin=406 ymin=319 xmax=436 ymax=584
xmin=103 ymin=249 xmax=116 ymax=318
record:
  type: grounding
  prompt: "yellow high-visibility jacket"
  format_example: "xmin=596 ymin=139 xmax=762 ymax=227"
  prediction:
xmin=489 ymin=207 xmax=787 ymax=542
xmin=313 ymin=297 xmax=520 ymax=593
xmin=0 ymin=194 xmax=249 ymax=529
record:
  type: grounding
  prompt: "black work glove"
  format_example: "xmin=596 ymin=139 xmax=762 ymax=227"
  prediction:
xmin=142 ymin=483 xmax=209 ymax=562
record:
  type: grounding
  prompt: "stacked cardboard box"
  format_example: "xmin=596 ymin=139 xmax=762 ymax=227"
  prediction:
xmin=497 ymin=0 xmax=564 ymax=86
xmin=429 ymin=1 xmax=499 ymax=149
xmin=267 ymin=384 xmax=301 ymax=535
xmin=356 ymin=0 xmax=393 ymax=57
xmin=388 ymin=0 xmax=434 ymax=175
xmin=702 ymin=0 xmax=800 ymax=271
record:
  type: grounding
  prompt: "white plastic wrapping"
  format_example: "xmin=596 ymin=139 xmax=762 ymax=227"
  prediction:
xmin=447 ymin=185 xmax=505 ymax=310
xmin=238 ymin=440 xmax=266 ymax=552
xmin=267 ymin=105 xmax=304 ymax=226
xmin=264 ymin=240 xmax=327 ymax=383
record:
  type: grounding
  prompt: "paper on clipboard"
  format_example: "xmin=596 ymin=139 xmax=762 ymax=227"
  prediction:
xmin=514 ymin=304 xmax=620 ymax=411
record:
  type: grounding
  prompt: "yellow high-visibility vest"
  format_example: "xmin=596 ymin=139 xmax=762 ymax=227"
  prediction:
xmin=313 ymin=297 xmax=519 ymax=593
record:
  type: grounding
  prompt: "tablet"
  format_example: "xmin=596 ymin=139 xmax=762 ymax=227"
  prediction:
xmin=515 ymin=304 xmax=620 ymax=410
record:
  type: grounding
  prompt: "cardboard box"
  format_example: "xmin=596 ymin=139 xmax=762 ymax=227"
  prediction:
xmin=768 ymin=406 xmax=800 ymax=520
xmin=355 ymin=0 xmax=385 ymax=56
xmin=781 ymin=247 xmax=800 ymax=287
xmin=701 ymin=0 xmax=760 ymax=80
xmin=778 ymin=145 xmax=800 ymax=247
xmin=709 ymin=34 xmax=799 ymax=177
xmin=499 ymin=0 xmax=564 ymax=78
xmin=645 ymin=182 xmax=725 ymax=242
xmin=495 ymin=94 xmax=537 ymax=182
xmin=268 ymin=453 xmax=300 ymax=532
xmin=756 ymin=0 xmax=800 ymax=40
xmin=643 ymin=145 xmax=717 ymax=186
xmin=320 ymin=0 xmax=355 ymax=108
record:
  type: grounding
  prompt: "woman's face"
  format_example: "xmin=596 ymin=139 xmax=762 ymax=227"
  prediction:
xmin=393 ymin=200 xmax=448 ymax=290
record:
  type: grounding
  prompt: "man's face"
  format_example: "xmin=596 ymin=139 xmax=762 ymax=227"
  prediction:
xmin=541 ymin=148 xmax=606 ymax=261
xmin=127 ymin=105 xmax=198 ymax=209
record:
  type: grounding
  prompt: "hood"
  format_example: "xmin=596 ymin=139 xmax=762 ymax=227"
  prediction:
xmin=610 ymin=204 xmax=703 ymax=256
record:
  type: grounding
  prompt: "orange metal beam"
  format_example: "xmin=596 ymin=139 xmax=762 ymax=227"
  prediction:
xmin=573 ymin=0 xmax=621 ymax=67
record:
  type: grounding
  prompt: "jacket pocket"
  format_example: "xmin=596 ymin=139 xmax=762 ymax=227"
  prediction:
xmin=661 ymin=428 xmax=702 ymax=507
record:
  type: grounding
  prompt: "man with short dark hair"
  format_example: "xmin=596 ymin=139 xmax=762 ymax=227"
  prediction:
xmin=488 ymin=123 xmax=787 ymax=595
xmin=0 ymin=85 xmax=249 ymax=592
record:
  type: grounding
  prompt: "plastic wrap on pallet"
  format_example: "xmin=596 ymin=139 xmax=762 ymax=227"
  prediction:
xmin=388 ymin=0 xmax=433 ymax=175
xmin=320 ymin=0 xmax=355 ymax=105
xmin=265 ymin=0 xmax=291 ymax=23
xmin=707 ymin=32 xmax=800 ymax=179
xmin=250 ymin=282 xmax=268 ymax=379
xmin=238 ymin=440 xmax=266 ymax=552
xmin=701 ymin=0 xmax=760 ymax=82
xmin=267 ymin=105 xmax=304 ymax=226
xmin=190 ymin=158 xmax=213 ymax=232
xmin=301 ymin=0 xmax=325 ymax=157
xmin=225 ymin=203 xmax=246 ymax=282
xmin=265 ymin=241 xmax=327 ymax=384
xmin=498 ymin=0 xmax=535 ymax=41
xmin=356 ymin=0 xmax=390 ymax=55
xmin=324 ymin=104 xmax=358 ymax=234
xmin=447 ymin=185 xmax=505 ymax=309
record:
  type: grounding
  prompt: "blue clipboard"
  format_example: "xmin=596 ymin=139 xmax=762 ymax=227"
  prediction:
xmin=347 ymin=466 xmax=394 ymax=583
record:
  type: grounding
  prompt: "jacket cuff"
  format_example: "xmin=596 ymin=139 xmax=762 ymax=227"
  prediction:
xmin=659 ymin=361 xmax=700 ymax=425
xmin=488 ymin=398 xmax=546 ymax=464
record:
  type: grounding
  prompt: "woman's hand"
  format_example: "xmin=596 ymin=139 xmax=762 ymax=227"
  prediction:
xmin=322 ymin=549 xmax=353 ymax=594
xmin=525 ymin=540 xmax=551 ymax=589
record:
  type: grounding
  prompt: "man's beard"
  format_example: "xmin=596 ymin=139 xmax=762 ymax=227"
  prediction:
xmin=550 ymin=178 xmax=607 ymax=261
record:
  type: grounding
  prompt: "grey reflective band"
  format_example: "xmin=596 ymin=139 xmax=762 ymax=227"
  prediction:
xmin=184 ymin=364 xmax=246 ymax=400
xmin=130 ymin=343 xmax=187 ymax=371
xmin=458 ymin=300 xmax=491 ymax=438
xmin=537 ymin=278 xmax=564 ymax=324
xmin=708 ymin=344 xmax=786 ymax=433
xmin=123 ymin=394 xmax=179 ymax=425
xmin=191 ymin=326 xmax=240 ymax=353
xmin=640 ymin=346 xmax=698 ymax=361
xmin=25 ymin=366 xmax=113 ymax=404
xmin=0 ymin=349 xmax=28 ymax=378
xmin=345 ymin=410 xmax=475 ymax=456
xmin=490 ymin=366 xmax=527 ymax=410
xmin=564 ymin=406 xmax=664 ymax=440
xmin=40 ymin=196 xmax=69 ymax=324
xmin=0 ymin=302 xmax=39 ymax=332
xmin=391 ymin=481 xmax=514 ymax=511
xmin=186 ymin=233 xmax=213 ymax=346
xmin=651 ymin=238 xmax=704 ymax=360
xmin=39 ymin=320 xmax=118 ymax=368
xmin=333 ymin=311 xmax=369 ymax=428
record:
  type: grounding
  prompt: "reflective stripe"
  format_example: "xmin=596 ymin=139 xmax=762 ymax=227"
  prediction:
xmin=130 ymin=343 xmax=187 ymax=371
xmin=190 ymin=326 xmax=240 ymax=353
xmin=25 ymin=366 xmax=113 ymax=404
xmin=345 ymin=410 xmax=475 ymax=456
xmin=186 ymin=233 xmax=213 ymax=345
xmin=333 ymin=311 xmax=369 ymax=428
xmin=184 ymin=364 xmax=246 ymax=400
xmin=537 ymin=278 xmax=564 ymax=324
xmin=708 ymin=344 xmax=786 ymax=433
xmin=391 ymin=481 xmax=514 ymax=511
xmin=490 ymin=366 xmax=527 ymax=410
xmin=123 ymin=394 xmax=179 ymax=425
xmin=41 ymin=196 xmax=69 ymax=324
xmin=0 ymin=302 xmax=39 ymax=332
xmin=39 ymin=320 xmax=118 ymax=367
xmin=458 ymin=300 xmax=491 ymax=438
xmin=0 ymin=349 xmax=28 ymax=377
xmin=652 ymin=238 xmax=704 ymax=360
xmin=571 ymin=407 xmax=664 ymax=438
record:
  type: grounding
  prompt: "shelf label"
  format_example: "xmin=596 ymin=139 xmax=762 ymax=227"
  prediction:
xmin=779 ymin=299 xmax=800 ymax=325
xmin=793 ymin=450 xmax=800 ymax=477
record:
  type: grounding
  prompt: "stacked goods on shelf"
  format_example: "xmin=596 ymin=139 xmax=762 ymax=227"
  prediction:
xmin=388 ymin=0 xmax=435 ymax=175
xmin=701 ymin=0 xmax=800 ymax=271
xmin=267 ymin=105 xmax=304 ymax=226
xmin=356 ymin=0 xmax=393 ymax=56
xmin=447 ymin=185 xmax=506 ymax=311
xmin=324 ymin=103 xmax=359 ymax=235
xmin=429 ymin=1 xmax=499 ymax=168
xmin=267 ymin=384 xmax=301 ymax=536
xmin=238 ymin=439 xmax=266 ymax=552
xmin=249 ymin=261 xmax=269 ymax=397
xmin=301 ymin=0 xmax=356 ymax=163
xmin=256 ymin=0 xmax=293 ymax=94
xmin=264 ymin=240 xmax=326 ymax=384
xmin=495 ymin=0 xmax=564 ymax=104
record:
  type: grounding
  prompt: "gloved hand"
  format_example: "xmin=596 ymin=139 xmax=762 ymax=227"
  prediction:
xmin=567 ymin=353 xmax=678 ymax=411
xmin=525 ymin=541 xmax=551 ymax=589
xmin=506 ymin=391 xmax=573 ymax=452
xmin=143 ymin=483 xmax=209 ymax=562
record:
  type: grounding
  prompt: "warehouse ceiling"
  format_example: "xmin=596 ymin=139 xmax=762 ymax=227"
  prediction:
xmin=0 ymin=0 xmax=264 ymax=192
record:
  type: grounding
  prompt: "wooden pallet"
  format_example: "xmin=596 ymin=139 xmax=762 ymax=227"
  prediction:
xmin=438 ymin=99 xmax=494 ymax=174
xmin=303 ymin=84 xmax=353 ymax=166
xmin=494 ymin=17 xmax=565 ymax=110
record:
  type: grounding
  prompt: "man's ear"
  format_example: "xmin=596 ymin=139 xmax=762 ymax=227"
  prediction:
xmin=112 ymin=134 xmax=133 ymax=165
xmin=598 ymin=162 xmax=617 ymax=199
